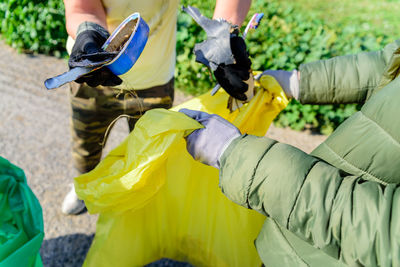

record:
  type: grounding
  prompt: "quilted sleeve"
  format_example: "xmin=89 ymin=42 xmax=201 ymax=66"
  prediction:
xmin=219 ymin=134 xmax=400 ymax=267
xmin=298 ymin=39 xmax=400 ymax=104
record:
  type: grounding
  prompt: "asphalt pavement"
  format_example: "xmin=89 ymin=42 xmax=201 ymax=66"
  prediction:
xmin=0 ymin=41 xmax=192 ymax=266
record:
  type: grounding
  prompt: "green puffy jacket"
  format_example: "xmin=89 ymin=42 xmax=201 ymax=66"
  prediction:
xmin=219 ymin=39 xmax=400 ymax=267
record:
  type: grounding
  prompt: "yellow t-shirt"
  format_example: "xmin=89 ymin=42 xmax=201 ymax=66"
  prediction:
xmin=67 ymin=0 xmax=179 ymax=90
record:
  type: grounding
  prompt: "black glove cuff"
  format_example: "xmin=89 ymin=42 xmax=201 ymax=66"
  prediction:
xmin=76 ymin=21 xmax=110 ymax=40
xmin=230 ymin=25 xmax=240 ymax=37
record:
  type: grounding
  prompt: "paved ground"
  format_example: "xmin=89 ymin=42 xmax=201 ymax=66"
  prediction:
xmin=0 ymin=41 xmax=326 ymax=266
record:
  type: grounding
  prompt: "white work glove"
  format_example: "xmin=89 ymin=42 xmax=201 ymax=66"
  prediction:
xmin=261 ymin=70 xmax=300 ymax=99
xmin=179 ymin=109 xmax=241 ymax=169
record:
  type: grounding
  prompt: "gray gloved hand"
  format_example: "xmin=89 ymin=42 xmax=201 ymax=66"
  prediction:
xmin=261 ymin=70 xmax=300 ymax=99
xmin=179 ymin=108 xmax=241 ymax=169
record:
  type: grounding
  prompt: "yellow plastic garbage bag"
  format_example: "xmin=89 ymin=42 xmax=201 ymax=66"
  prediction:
xmin=75 ymin=75 xmax=289 ymax=267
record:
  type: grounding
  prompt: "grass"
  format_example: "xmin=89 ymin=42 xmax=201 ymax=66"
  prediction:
xmin=281 ymin=0 xmax=400 ymax=38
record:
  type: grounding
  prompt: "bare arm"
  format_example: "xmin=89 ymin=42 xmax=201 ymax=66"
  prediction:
xmin=213 ymin=0 xmax=252 ymax=26
xmin=63 ymin=0 xmax=107 ymax=39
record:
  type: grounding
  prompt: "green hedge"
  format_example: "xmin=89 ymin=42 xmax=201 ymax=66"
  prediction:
xmin=0 ymin=0 xmax=67 ymax=57
xmin=1 ymin=0 xmax=394 ymax=134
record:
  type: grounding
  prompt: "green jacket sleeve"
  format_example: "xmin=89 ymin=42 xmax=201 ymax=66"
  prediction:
xmin=299 ymin=39 xmax=400 ymax=104
xmin=219 ymin=135 xmax=399 ymax=267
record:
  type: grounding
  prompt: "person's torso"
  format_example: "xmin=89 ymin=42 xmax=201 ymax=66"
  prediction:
xmin=102 ymin=0 xmax=180 ymax=89
xmin=311 ymin=69 xmax=400 ymax=186
xmin=257 ymin=56 xmax=400 ymax=267
xmin=256 ymin=219 xmax=347 ymax=267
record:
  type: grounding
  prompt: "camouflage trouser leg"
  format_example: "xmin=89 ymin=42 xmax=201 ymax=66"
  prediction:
xmin=69 ymin=79 xmax=174 ymax=173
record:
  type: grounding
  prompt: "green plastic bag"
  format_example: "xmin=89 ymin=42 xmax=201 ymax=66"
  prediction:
xmin=0 ymin=157 xmax=44 ymax=267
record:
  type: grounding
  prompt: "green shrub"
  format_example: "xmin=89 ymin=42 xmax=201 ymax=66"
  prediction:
xmin=0 ymin=0 xmax=67 ymax=57
xmin=177 ymin=0 xmax=393 ymax=134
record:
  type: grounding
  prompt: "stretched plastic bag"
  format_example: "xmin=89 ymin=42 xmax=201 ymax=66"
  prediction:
xmin=76 ymin=75 xmax=288 ymax=266
xmin=0 ymin=157 xmax=44 ymax=267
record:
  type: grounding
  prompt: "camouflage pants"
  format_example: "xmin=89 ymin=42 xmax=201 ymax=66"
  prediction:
xmin=69 ymin=79 xmax=174 ymax=173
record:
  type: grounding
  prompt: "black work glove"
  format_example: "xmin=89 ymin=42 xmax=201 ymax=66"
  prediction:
xmin=182 ymin=6 xmax=252 ymax=101
xmin=213 ymin=34 xmax=251 ymax=101
xmin=69 ymin=22 xmax=122 ymax=87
